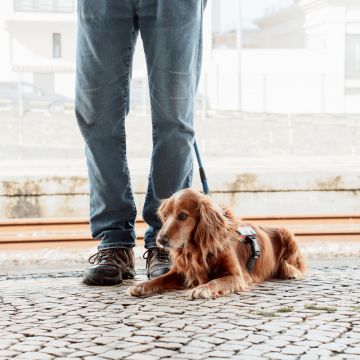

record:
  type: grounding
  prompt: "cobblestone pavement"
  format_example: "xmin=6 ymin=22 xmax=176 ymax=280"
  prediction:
xmin=1 ymin=266 xmax=360 ymax=360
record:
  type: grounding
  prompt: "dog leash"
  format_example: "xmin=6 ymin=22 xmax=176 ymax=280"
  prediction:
xmin=193 ymin=139 xmax=210 ymax=195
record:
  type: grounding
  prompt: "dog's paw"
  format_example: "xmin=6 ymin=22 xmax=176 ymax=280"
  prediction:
xmin=291 ymin=270 xmax=305 ymax=280
xmin=127 ymin=283 xmax=148 ymax=297
xmin=187 ymin=285 xmax=215 ymax=300
xmin=286 ymin=266 xmax=305 ymax=280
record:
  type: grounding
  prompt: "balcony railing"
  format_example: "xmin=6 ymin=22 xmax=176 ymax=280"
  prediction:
xmin=14 ymin=0 xmax=74 ymax=13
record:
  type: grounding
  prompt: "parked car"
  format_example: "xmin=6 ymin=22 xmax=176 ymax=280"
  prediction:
xmin=0 ymin=81 xmax=74 ymax=112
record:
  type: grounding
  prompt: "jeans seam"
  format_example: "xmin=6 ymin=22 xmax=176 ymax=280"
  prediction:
xmin=85 ymin=146 xmax=95 ymax=235
xmin=143 ymin=104 xmax=158 ymax=209
xmin=194 ymin=0 xmax=204 ymax=92
xmin=121 ymin=27 xmax=137 ymax=215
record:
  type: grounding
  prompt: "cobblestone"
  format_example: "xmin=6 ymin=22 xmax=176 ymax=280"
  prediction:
xmin=0 ymin=266 xmax=360 ymax=358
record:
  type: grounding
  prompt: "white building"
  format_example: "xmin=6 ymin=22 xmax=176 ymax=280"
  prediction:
xmin=0 ymin=0 xmax=359 ymax=113
xmin=208 ymin=0 xmax=360 ymax=113
xmin=256 ymin=0 xmax=360 ymax=113
xmin=0 ymin=0 xmax=76 ymax=97
xmin=0 ymin=0 xmax=175 ymax=107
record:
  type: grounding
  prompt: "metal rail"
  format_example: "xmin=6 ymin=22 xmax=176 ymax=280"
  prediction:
xmin=1 ymin=215 xmax=360 ymax=248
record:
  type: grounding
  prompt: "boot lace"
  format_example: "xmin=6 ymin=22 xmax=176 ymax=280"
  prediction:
xmin=143 ymin=247 xmax=170 ymax=265
xmin=88 ymin=248 xmax=130 ymax=268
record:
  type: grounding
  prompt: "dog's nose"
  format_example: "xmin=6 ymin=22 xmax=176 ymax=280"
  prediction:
xmin=157 ymin=235 xmax=169 ymax=247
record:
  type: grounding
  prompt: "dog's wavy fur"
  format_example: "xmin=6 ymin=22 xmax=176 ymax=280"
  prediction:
xmin=127 ymin=188 xmax=306 ymax=299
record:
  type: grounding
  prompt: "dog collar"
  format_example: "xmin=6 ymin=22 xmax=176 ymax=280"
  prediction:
xmin=236 ymin=226 xmax=261 ymax=273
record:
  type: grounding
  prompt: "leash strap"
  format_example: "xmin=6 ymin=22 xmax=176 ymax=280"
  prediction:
xmin=193 ymin=140 xmax=210 ymax=195
xmin=237 ymin=226 xmax=261 ymax=273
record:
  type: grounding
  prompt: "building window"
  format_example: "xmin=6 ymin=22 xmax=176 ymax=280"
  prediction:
xmin=53 ymin=33 xmax=61 ymax=58
xmin=346 ymin=35 xmax=360 ymax=79
xmin=14 ymin=0 xmax=74 ymax=13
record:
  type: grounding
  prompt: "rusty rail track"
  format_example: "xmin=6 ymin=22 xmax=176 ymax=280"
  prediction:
xmin=1 ymin=215 xmax=360 ymax=249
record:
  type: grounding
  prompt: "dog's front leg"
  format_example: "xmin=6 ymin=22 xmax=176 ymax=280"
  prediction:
xmin=187 ymin=274 xmax=248 ymax=300
xmin=127 ymin=270 xmax=185 ymax=297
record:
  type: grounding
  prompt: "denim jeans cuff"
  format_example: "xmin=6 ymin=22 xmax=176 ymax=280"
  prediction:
xmin=144 ymin=241 xmax=158 ymax=249
xmin=144 ymin=226 xmax=161 ymax=249
xmin=98 ymin=242 xmax=135 ymax=250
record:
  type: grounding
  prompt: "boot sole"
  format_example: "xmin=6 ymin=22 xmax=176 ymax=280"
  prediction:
xmin=82 ymin=267 xmax=136 ymax=286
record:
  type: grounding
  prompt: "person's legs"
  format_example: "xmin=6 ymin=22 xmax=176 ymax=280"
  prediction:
xmin=138 ymin=0 xmax=207 ymax=249
xmin=76 ymin=0 xmax=138 ymax=250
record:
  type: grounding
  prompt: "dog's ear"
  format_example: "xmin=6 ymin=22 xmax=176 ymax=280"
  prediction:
xmin=222 ymin=206 xmax=237 ymax=221
xmin=194 ymin=196 xmax=231 ymax=257
xmin=156 ymin=198 xmax=171 ymax=224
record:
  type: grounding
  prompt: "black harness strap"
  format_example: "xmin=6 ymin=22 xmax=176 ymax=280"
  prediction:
xmin=236 ymin=226 xmax=261 ymax=273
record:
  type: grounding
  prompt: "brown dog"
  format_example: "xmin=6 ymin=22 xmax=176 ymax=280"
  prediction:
xmin=127 ymin=188 xmax=306 ymax=299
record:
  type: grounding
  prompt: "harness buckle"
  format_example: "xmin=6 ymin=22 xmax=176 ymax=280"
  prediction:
xmin=237 ymin=227 xmax=261 ymax=273
xmin=245 ymin=235 xmax=260 ymax=273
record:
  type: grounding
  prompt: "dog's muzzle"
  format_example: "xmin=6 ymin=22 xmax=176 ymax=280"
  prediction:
xmin=157 ymin=235 xmax=170 ymax=248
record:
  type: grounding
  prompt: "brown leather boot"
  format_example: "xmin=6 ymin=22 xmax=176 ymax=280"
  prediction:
xmin=83 ymin=248 xmax=135 ymax=286
xmin=143 ymin=247 xmax=171 ymax=279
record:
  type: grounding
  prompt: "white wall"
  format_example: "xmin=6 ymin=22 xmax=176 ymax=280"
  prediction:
xmin=10 ymin=22 xmax=76 ymax=65
xmin=0 ymin=0 xmax=15 ymax=81
xmin=206 ymin=49 xmax=349 ymax=113
xmin=204 ymin=0 xmax=360 ymax=113
xmin=0 ymin=0 xmax=76 ymax=97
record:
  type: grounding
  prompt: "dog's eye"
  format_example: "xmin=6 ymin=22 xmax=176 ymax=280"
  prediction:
xmin=177 ymin=212 xmax=188 ymax=221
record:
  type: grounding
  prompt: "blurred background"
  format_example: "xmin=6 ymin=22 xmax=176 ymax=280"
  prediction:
xmin=0 ymin=0 xmax=359 ymax=272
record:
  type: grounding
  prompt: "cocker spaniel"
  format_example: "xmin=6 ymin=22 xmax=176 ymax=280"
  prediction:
xmin=127 ymin=188 xmax=306 ymax=299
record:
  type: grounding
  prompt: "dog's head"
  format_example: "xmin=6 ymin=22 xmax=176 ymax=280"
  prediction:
xmin=156 ymin=188 xmax=234 ymax=255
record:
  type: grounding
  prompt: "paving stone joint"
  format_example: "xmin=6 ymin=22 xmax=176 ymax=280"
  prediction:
xmin=0 ymin=266 xmax=359 ymax=359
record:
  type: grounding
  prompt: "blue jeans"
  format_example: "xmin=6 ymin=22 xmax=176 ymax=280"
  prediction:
xmin=75 ymin=0 xmax=206 ymax=250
